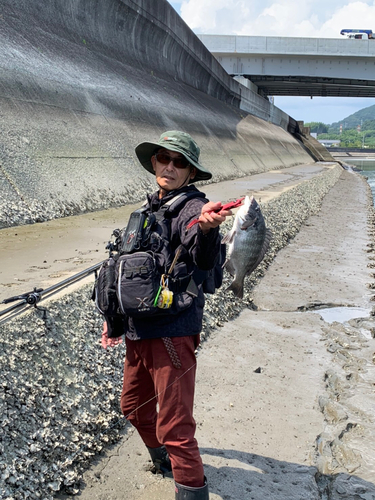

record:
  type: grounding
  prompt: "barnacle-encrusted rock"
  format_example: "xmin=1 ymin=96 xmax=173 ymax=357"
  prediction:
xmin=0 ymin=165 xmax=343 ymax=498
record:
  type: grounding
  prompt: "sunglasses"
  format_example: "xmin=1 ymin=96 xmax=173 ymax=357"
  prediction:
xmin=154 ymin=152 xmax=190 ymax=169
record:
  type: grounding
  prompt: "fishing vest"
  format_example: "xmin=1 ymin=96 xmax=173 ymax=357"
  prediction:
xmin=93 ymin=191 xmax=225 ymax=324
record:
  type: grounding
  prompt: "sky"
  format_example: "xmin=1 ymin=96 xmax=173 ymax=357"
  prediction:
xmin=166 ymin=0 xmax=375 ymax=125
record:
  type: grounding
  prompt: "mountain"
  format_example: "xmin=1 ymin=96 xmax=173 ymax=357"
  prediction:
xmin=330 ymin=104 xmax=375 ymax=129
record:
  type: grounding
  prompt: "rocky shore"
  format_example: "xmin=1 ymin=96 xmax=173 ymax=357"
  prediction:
xmin=3 ymin=163 xmax=375 ymax=499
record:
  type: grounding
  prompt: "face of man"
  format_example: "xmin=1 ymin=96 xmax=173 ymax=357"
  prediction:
xmin=151 ymin=148 xmax=197 ymax=195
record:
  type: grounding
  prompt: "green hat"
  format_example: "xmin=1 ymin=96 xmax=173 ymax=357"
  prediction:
xmin=135 ymin=130 xmax=212 ymax=183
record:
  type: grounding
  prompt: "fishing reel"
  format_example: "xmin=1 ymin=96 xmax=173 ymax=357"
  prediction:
xmin=25 ymin=289 xmax=42 ymax=305
xmin=2 ymin=287 xmax=43 ymax=305
xmin=105 ymin=228 xmax=122 ymax=254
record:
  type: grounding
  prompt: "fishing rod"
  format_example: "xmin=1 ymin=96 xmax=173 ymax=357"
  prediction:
xmin=0 ymin=261 xmax=104 ymax=325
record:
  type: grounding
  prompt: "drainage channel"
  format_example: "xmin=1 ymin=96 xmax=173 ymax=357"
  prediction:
xmin=305 ymin=303 xmax=375 ymax=500
xmin=253 ymin=302 xmax=375 ymax=499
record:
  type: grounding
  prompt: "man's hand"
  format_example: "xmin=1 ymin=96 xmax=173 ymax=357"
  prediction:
xmin=186 ymin=198 xmax=242 ymax=231
xmin=101 ymin=320 xmax=123 ymax=349
xmin=198 ymin=201 xmax=232 ymax=234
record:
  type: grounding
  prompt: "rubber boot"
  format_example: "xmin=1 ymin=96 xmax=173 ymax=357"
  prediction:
xmin=146 ymin=445 xmax=173 ymax=478
xmin=175 ymin=477 xmax=209 ymax=499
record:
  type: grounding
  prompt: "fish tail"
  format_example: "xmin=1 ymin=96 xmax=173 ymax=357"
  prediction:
xmin=226 ymin=280 xmax=244 ymax=299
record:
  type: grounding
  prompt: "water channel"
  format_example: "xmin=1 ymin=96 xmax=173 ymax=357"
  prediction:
xmin=344 ymin=158 xmax=375 ymax=205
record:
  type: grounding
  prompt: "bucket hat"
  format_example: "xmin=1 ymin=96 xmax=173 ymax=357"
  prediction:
xmin=135 ymin=131 xmax=212 ymax=183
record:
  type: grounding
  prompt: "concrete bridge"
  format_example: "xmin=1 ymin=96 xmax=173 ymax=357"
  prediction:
xmin=198 ymin=34 xmax=375 ymax=98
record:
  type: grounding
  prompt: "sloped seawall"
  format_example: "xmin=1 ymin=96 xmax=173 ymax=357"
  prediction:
xmin=0 ymin=0 xmax=313 ymax=228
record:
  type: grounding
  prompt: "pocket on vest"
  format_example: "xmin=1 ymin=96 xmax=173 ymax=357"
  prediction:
xmin=116 ymin=252 xmax=161 ymax=317
xmin=94 ymin=257 xmax=121 ymax=317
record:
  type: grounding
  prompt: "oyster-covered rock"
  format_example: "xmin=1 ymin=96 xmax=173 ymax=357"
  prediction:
xmin=0 ymin=165 xmax=344 ymax=498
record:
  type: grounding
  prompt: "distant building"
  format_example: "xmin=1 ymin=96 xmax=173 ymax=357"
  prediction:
xmin=318 ymin=139 xmax=341 ymax=147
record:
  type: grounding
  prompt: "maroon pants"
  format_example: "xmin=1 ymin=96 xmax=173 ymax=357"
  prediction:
xmin=120 ymin=335 xmax=204 ymax=487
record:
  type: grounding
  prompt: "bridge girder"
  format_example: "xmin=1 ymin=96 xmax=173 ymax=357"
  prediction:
xmin=240 ymin=75 xmax=375 ymax=98
xmin=198 ymin=35 xmax=375 ymax=99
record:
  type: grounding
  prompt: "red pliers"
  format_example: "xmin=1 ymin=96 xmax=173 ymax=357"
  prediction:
xmin=186 ymin=197 xmax=244 ymax=230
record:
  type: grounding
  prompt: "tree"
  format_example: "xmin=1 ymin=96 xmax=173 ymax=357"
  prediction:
xmin=362 ymin=120 xmax=375 ymax=131
xmin=317 ymin=129 xmax=365 ymax=147
xmin=305 ymin=122 xmax=329 ymax=134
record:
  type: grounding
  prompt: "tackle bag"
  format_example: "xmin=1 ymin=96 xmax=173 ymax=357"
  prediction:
xmin=93 ymin=255 xmax=127 ymax=337
xmin=94 ymin=256 xmax=119 ymax=317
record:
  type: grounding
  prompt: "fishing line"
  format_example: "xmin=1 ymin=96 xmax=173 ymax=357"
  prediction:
xmin=61 ymin=360 xmax=198 ymax=468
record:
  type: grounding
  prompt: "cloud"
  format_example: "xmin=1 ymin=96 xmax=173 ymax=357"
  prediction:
xmin=317 ymin=2 xmax=375 ymax=38
xmin=180 ymin=0 xmax=252 ymax=32
xmin=237 ymin=1 xmax=316 ymax=37
xmin=179 ymin=0 xmax=375 ymax=38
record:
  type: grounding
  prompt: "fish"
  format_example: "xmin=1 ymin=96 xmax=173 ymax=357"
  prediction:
xmin=222 ymin=195 xmax=272 ymax=299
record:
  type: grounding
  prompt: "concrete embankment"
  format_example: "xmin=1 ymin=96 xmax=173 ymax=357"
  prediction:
xmin=1 ymin=163 xmax=357 ymax=500
xmin=0 ymin=0 xmax=313 ymax=229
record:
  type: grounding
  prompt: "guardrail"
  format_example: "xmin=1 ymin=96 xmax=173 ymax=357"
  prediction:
xmin=328 ymin=147 xmax=375 ymax=153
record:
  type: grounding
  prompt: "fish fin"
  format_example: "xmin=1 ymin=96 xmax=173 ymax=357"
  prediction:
xmin=222 ymin=229 xmax=236 ymax=245
xmin=226 ymin=280 xmax=244 ymax=299
xmin=265 ymin=228 xmax=273 ymax=245
xmin=240 ymin=221 xmax=252 ymax=230
xmin=245 ymin=228 xmax=273 ymax=276
xmin=224 ymin=259 xmax=236 ymax=277
xmin=241 ymin=214 xmax=258 ymax=230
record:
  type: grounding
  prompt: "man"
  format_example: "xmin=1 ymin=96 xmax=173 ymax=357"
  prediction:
xmin=108 ymin=131 xmax=231 ymax=499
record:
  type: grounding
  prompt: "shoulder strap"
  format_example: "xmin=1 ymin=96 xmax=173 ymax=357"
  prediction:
xmin=134 ymin=199 xmax=149 ymax=214
xmin=154 ymin=191 xmax=206 ymax=223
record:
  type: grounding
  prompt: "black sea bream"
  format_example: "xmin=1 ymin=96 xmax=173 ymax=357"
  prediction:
xmin=222 ymin=196 xmax=272 ymax=298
